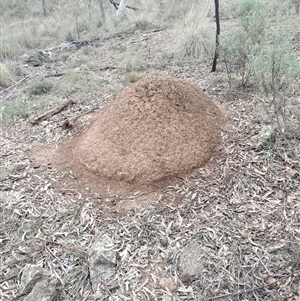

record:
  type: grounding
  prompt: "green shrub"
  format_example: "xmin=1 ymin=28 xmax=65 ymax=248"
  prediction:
xmin=221 ymin=0 xmax=269 ymax=87
xmin=25 ymin=78 xmax=53 ymax=97
xmin=0 ymin=63 xmax=13 ymax=88
xmin=222 ymin=0 xmax=300 ymax=136
xmin=0 ymin=44 xmax=14 ymax=60
xmin=122 ymin=51 xmax=146 ymax=72
xmin=1 ymin=96 xmax=51 ymax=127
xmin=221 ymin=29 xmax=254 ymax=87
xmin=252 ymin=31 xmax=299 ymax=133
xmin=1 ymin=99 xmax=28 ymax=127
xmin=122 ymin=71 xmax=146 ymax=85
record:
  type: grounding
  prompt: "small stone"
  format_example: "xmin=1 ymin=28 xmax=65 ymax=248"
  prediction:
xmin=177 ymin=240 xmax=204 ymax=282
xmin=19 ymin=264 xmax=46 ymax=295
xmin=23 ymin=278 xmax=60 ymax=301
xmin=89 ymin=235 xmax=117 ymax=294
xmin=14 ymin=164 xmax=27 ymax=172
xmin=251 ymin=125 xmax=276 ymax=149
xmin=160 ymin=237 xmax=168 ymax=247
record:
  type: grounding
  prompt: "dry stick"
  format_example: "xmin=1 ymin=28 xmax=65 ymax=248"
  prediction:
xmin=30 ymin=99 xmax=76 ymax=125
xmin=45 ymin=73 xmax=64 ymax=78
xmin=0 ymin=74 xmax=35 ymax=95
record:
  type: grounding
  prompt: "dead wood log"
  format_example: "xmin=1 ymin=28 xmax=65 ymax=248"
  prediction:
xmin=30 ymin=99 xmax=76 ymax=125
xmin=45 ymin=73 xmax=64 ymax=78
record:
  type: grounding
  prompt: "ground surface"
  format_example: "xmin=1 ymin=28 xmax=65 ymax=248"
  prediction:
xmin=1 ymin=17 xmax=300 ymax=301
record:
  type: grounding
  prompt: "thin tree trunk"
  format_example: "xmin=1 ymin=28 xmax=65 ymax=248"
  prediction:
xmin=42 ymin=0 xmax=46 ymax=16
xmin=116 ymin=0 xmax=127 ymax=18
xmin=211 ymin=0 xmax=220 ymax=72
xmin=99 ymin=0 xmax=105 ymax=19
xmin=295 ymin=0 xmax=300 ymax=14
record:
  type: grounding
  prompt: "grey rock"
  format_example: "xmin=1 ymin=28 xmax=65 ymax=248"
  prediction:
xmin=89 ymin=235 xmax=117 ymax=293
xmin=23 ymin=278 xmax=60 ymax=301
xmin=251 ymin=125 xmax=276 ymax=148
xmin=177 ymin=240 xmax=204 ymax=282
xmin=19 ymin=264 xmax=46 ymax=295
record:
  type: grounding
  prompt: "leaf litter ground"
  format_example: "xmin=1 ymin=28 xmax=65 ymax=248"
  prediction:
xmin=1 ymin=24 xmax=300 ymax=301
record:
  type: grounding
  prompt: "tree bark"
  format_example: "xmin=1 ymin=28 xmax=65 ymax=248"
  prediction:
xmin=116 ymin=0 xmax=127 ymax=18
xmin=99 ymin=0 xmax=105 ymax=19
xmin=42 ymin=0 xmax=46 ymax=16
xmin=211 ymin=0 xmax=220 ymax=72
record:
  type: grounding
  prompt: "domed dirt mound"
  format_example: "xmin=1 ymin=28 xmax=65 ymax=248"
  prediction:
xmin=73 ymin=76 xmax=222 ymax=186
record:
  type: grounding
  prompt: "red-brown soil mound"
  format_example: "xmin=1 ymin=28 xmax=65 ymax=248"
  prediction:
xmin=73 ymin=76 xmax=222 ymax=186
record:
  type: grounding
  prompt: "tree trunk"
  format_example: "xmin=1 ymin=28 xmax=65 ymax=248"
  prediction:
xmin=116 ymin=0 xmax=127 ymax=18
xmin=99 ymin=0 xmax=105 ymax=19
xmin=295 ymin=0 xmax=300 ymax=14
xmin=211 ymin=0 xmax=220 ymax=72
xmin=42 ymin=0 xmax=46 ymax=16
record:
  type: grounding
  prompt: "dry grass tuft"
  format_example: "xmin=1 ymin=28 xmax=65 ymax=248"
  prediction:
xmin=0 ymin=63 xmax=13 ymax=88
xmin=172 ymin=1 xmax=215 ymax=60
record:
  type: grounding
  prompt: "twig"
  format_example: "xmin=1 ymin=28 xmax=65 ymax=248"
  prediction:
xmin=30 ymin=99 xmax=76 ymax=125
xmin=0 ymin=74 xmax=35 ymax=95
xmin=45 ymin=73 xmax=64 ymax=78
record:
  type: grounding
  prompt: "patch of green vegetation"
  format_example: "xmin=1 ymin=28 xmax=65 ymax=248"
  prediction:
xmin=122 ymin=71 xmax=146 ymax=85
xmin=60 ymin=72 xmax=107 ymax=101
xmin=212 ymin=75 xmax=229 ymax=87
xmin=118 ymin=49 xmax=147 ymax=86
xmin=0 ymin=62 xmax=13 ymax=88
xmin=221 ymin=0 xmax=300 ymax=135
xmin=105 ymin=81 xmax=124 ymax=95
xmin=252 ymin=32 xmax=299 ymax=133
xmin=0 ymin=96 xmax=50 ymax=127
xmin=221 ymin=0 xmax=269 ymax=87
xmin=25 ymin=78 xmax=53 ymax=97
xmin=0 ymin=44 xmax=14 ymax=60
xmin=121 ymin=50 xmax=146 ymax=72
xmin=1 ymin=98 xmax=28 ymax=127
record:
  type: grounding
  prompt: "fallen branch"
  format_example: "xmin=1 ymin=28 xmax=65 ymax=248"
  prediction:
xmin=30 ymin=99 xmax=76 ymax=125
xmin=45 ymin=73 xmax=64 ymax=78
xmin=0 ymin=74 xmax=35 ymax=95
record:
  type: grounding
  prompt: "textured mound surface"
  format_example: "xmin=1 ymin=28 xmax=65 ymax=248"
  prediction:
xmin=73 ymin=76 xmax=222 ymax=185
